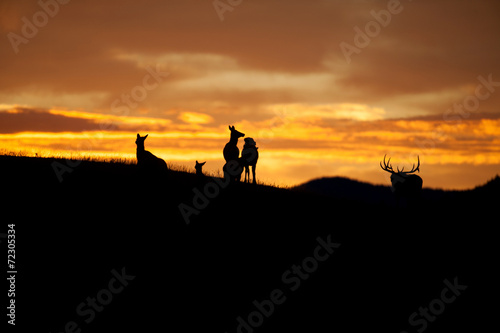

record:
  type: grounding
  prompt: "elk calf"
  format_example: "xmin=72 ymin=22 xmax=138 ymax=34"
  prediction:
xmin=195 ymin=160 xmax=206 ymax=184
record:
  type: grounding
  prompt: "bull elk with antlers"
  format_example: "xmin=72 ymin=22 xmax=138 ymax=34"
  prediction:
xmin=380 ymin=155 xmax=423 ymax=205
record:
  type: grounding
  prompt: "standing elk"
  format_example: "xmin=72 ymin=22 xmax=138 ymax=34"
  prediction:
xmin=380 ymin=155 xmax=423 ymax=205
xmin=223 ymin=125 xmax=245 ymax=182
xmin=223 ymin=125 xmax=245 ymax=163
xmin=241 ymin=137 xmax=258 ymax=184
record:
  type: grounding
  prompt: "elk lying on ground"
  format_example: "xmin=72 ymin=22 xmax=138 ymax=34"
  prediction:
xmin=195 ymin=160 xmax=206 ymax=183
xmin=195 ymin=160 xmax=206 ymax=177
xmin=135 ymin=134 xmax=167 ymax=170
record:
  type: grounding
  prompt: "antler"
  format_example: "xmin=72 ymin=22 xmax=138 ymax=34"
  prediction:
xmin=402 ymin=155 xmax=420 ymax=174
xmin=382 ymin=155 xmax=420 ymax=174
xmin=380 ymin=155 xmax=395 ymax=174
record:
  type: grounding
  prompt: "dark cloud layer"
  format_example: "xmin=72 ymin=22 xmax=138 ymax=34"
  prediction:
xmin=0 ymin=108 xmax=100 ymax=133
xmin=1 ymin=0 xmax=499 ymax=114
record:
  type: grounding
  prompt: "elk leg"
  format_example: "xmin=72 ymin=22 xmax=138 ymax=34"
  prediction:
xmin=252 ymin=164 xmax=257 ymax=184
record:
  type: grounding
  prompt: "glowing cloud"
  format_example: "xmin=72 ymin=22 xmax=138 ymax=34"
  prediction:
xmin=178 ymin=112 xmax=214 ymax=124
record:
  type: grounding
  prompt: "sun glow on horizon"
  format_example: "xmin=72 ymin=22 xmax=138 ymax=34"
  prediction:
xmin=1 ymin=106 xmax=499 ymax=190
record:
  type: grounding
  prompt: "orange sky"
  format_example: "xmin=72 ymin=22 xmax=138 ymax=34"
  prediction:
xmin=1 ymin=0 xmax=500 ymax=189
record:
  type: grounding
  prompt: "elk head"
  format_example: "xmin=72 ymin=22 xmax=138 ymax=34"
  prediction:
xmin=228 ymin=125 xmax=245 ymax=140
xmin=380 ymin=155 xmax=423 ymax=197
xmin=195 ymin=160 xmax=206 ymax=175
xmin=135 ymin=133 xmax=148 ymax=150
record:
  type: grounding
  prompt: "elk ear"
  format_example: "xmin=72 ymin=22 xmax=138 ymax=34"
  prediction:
xmin=137 ymin=133 xmax=140 ymax=138
xmin=201 ymin=161 xmax=206 ymax=166
xmin=145 ymin=134 xmax=148 ymax=139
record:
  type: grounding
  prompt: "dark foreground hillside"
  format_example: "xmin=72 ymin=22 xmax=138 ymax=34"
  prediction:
xmin=1 ymin=155 xmax=498 ymax=332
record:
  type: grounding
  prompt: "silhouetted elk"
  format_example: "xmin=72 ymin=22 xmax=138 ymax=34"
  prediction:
xmin=223 ymin=125 xmax=245 ymax=162
xmin=135 ymin=133 xmax=167 ymax=170
xmin=195 ymin=160 xmax=206 ymax=176
xmin=195 ymin=160 xmax=206 ymax=183
xmin=241 ymin=137 xmax=259 ymax=184
xmin=222 ymin=125 xmax=245 ymax=183
xmin=380 ymin=155 xmax=422 ymax=205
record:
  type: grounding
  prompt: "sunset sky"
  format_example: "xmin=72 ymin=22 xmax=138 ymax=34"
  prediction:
xmin=1 ymin=0 xmax=499 ymax=189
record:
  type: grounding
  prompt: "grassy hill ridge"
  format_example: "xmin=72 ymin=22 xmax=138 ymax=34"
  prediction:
xmin=1 ymin=155 xmax=498 ymax=332
xmin=294 ymin=175 xmax=499 ymax=208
